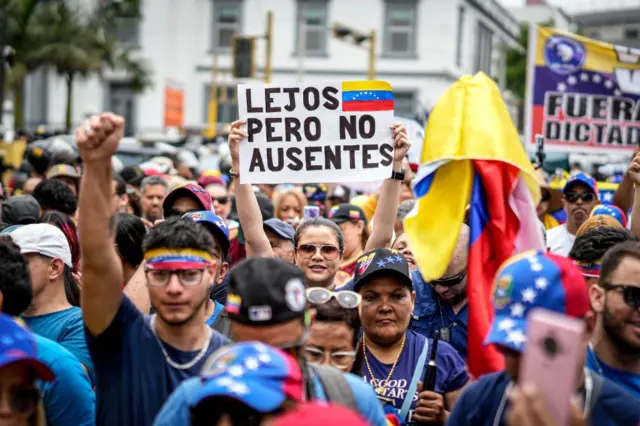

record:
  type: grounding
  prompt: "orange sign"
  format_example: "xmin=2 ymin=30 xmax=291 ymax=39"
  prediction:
xmin=164 ymin=86 xmax=184 ymax=128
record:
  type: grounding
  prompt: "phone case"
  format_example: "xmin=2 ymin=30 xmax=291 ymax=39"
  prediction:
xmin=520 ymin=308 xmax=585 ymax=426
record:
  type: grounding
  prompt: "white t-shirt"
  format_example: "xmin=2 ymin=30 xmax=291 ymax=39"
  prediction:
xmin=546 ymin=224 xmax=575 ymax=257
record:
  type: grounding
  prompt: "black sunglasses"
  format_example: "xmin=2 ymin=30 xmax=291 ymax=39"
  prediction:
xmin=430 ymin=269 xmax=467 ymax=287
xmin=602 ymin=283 xmax=640 ymax=309
xmin=564 ymin=192 xmax=596 ymax=204
xmin=212 ymin=196 xmax=230 ymax=205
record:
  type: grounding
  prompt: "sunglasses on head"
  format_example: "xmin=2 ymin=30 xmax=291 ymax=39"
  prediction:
xmin=430 ymin=269 xmax=467 ymax=287
xmin=602 ymin=283 xmax=640 ymax=309
xmin=564 ymin=192 xmax=596 ymax=204
xmin=306 ymin=287 xmax=361 ymax=309
xmin=296 ymin=244 xmax=341 ymax=260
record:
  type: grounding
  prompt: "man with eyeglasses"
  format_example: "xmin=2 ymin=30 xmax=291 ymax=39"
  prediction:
xmin=410 ymin=224 xmax=470 ymax=360
xmin=547 ymin=173 xmax=599 ymax=256
xmin=587 ymin=241 xmax=640 ymax=398
xmin=154 ymin=257 xmax=387 ymax=426
xmin=76 ymin=113 xmax=229 ymax=426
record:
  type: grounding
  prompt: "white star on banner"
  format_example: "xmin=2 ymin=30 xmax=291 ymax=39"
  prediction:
xmin=567 ymin=75 xmax=577 ymax=85
xmin=535 ymin=277 xmax=548 ymax=290
xmin=605 ymin=80 xmax=614 ymax=89
xmin=603 ymin=192 xmax=614 ymax=202
xmin=614 ymin=89 xmax=623 ymax=97
xmin=506 ymin=329 xmax=527 ymax=347
xmin=593 ymin=74 xmax=602 ymax=83
xmin=557 ymin=83 xmax=567 ymax=92
xmin=510 ymin=303 xmax=525 ymax=318
xmin=522 ymin=288 xmax=537 ymax=303
xmin=498 ymin=318 xmax=516 ymax=331
xmin=580 ymin=72 xmax=589 ymax=82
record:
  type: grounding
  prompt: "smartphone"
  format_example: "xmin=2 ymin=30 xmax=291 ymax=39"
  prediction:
xmin=303 ymin=206 xmax=320 ymax=220
xmin=520 ymin=308 xmax=585 ymax=426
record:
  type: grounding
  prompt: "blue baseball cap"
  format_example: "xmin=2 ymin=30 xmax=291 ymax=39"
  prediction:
xmin=563 ymin=172 xmax=598 ymax=195
xmin=590 ymin=204 xmax=627 ymax=228
xmin=182 ymin=211 xmax=230 ymax=257
xmin=264 ymin=218 xmax=295 ymax=241
xmin=189 ymin=342 xmax=303 ymax=411
xmin=0 ymin=314 xmax=54 ymax=381
xmin=485 ymin=251 xmax=590 ymax=353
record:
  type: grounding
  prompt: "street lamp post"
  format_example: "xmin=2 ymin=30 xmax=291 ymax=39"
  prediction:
xmin=0 ymin=5 xmax=9 ymax=126
xmin=332 ymin=23 xmax=376 ymax=80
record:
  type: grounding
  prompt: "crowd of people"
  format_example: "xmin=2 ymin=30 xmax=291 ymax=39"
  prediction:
xmin=0 ymin=110 xmax=638 ymax=426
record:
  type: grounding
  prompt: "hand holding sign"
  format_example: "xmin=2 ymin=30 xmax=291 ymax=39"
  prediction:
xmin=237 ymin=81 xmax=396 ymax=184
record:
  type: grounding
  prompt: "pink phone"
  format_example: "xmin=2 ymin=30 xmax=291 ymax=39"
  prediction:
xmin=519 ymin=308 xmax=585 ymax=426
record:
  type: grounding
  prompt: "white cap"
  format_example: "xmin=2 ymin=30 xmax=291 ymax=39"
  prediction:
xmin=10 ymin=224 xmax=73 ymax=268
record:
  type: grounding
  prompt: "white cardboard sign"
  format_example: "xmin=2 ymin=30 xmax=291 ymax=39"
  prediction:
xmin=237 ymin=81 xmax=395 ymax=184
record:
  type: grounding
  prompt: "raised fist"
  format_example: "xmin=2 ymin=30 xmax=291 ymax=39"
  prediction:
xmin=75 ymin=113 xmax=124 ymax=163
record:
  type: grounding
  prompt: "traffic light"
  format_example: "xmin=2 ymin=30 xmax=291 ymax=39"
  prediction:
xmin=232 ymin=36 xmax=255 ymax=79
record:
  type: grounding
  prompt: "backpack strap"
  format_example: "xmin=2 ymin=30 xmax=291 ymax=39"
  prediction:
xmin=211 ymin=313 xmax=231 ymax=337
xmin=310 ymin=364 xmax=358 ymax=413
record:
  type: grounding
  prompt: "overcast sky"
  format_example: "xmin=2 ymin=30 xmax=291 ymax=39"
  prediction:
xmin=498 ymin=0 xmax=640 ymax=13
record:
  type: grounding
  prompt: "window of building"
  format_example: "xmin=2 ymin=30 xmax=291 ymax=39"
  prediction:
xmin=475 ymin=22 xmax=493 ymax=74
xmin=383 ymin=0 xmax=417 ymax=57
xmin=108 ymin=82 xmax=136 ymax=136
xmin=394 ymin=92 xmax=416 ymax=118
xmin=456 ymin=6 xmax=466 ymax=68
xmin=212 ymin=1 xmax=243 ymax=51
xmin=625 ymin=28 xmax=639 ymax=40
xmin=204 ymin=85 xmax=239 ymax=124
xmin=295 ymin=1 xmax=329 ymax=56
xmin=113 ymin=18 xmax=140 ymax=46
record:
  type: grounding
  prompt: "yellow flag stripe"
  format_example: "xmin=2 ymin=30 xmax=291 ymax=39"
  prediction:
xmin=405 ymin=160 xmax=473 ymax=281
xmin=342 ymin=81 xmax=392 ymax=92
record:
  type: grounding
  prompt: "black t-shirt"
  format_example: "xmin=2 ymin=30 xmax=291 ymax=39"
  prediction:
xmin=85 ymin=295 xmax=228 ymax=426
xmin=447 ymin=371 xmax=640 ymax=426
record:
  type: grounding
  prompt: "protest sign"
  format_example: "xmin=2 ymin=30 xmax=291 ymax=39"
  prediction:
xmin=526 ymin=27 xmax=640 ymax=154
xmin=237 ymin=81 xmax=395 ymax=184
xmin=163 ymin=80 xmax=184 ymax=128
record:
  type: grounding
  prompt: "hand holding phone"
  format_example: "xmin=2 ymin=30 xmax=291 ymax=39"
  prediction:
xmin=519 ymin=308 xmax=585 ymax=426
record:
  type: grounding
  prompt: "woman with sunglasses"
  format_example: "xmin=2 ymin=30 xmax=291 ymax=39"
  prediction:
xmin=355 ymin=248 xmax=470 ymax=425
xmin=0 ymin=314 xmax=52 ymax=426
xmin=305 ymin=288 xmax=362 ymax=373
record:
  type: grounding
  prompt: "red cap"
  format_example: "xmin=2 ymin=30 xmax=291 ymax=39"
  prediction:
xmin=162 ymin=183 xmax=213 ymax=216
xmin=272 ymin=403 xmax=369 ymax=426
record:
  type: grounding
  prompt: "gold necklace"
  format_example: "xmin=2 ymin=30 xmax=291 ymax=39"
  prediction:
xmin=363 ymin=332 xmax=406 ymax=395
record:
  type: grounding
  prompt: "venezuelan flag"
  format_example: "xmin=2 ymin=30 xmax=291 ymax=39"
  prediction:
xmin=342 ymin=81 xmax=394 ymax=112
xmin=404 ymin=73 xmax=544 ymax=377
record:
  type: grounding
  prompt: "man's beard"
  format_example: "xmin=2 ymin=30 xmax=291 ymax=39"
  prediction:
xmin=145 ymin=212 xmax=161 ymax=222
xmin=602 ymin=305 xmax=640 ymax=356
xmin=439 ymin=290 xmax=467 ymax=307
xmin=157 ymin=272 xmax=217 ymax=327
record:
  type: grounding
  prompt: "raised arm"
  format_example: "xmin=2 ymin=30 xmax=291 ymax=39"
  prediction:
xmin=229 ymin=120 xmax=274 ymax=258
xmin=76 ymin=114 xmax=125 ymax=336
xmin=365 ymin=123 xmax=410 ymax=251
xmin=628 ymin=152 xmax=640 ymax=237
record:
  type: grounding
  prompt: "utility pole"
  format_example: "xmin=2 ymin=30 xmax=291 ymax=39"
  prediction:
xmin=206 ymin=54 xmax=219 ymax=139
xmin=264 ymin=11 xmax=273 ymax=83
xmin=332 ymin=23 xmax=377 ymax=80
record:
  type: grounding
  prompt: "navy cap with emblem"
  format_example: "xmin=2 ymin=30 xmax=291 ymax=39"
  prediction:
xmin=226 ymin=257 xmax=307 ymax=326
xmin=352 ymin=248 xmax=412 ymax=292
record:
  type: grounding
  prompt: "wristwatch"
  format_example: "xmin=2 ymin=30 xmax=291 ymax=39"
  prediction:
xmin=391 ymin=168 xmax=406 ymax=181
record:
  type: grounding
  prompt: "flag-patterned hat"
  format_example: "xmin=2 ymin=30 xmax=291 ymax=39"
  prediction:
xmin=484 ymin=251 xmax=589 ymax=352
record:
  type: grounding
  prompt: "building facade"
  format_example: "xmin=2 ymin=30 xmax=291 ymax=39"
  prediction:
xmin=23 ymin=0 xmax=521 ymax=135
xmin=575 ymin=7 xmax=640 ymax=48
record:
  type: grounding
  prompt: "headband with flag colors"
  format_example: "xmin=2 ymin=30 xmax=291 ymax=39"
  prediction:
xmin=144 ymin=248 xmax=213 ymax=270
xmin=404 ymin=72 xmax=545 ymax=377
xmin=575 ymin=259 xmax=601 ymax=278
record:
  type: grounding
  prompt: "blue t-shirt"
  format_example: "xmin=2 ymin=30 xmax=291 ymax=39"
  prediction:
xmin=86 ymin=295 xmax=229 ymax=426
xmin=447 ymin=370 xmax=640 ymax=426
xmin=34 ymin=334 xmax=95 ymax=426
xmin=206 ymin=301 xmax=225 ymax=327
xmin=410 ymin=270 xmax=469 ymax=360
xmin=361 ymin=330 xmax=468 ymax=424
xmin=24 ymin=307 xmax=94 ymax=383
xmin=586 ymin=345 xmax=640 ymax=398
xmin=153 ymin=370 xmax=387 ymax=426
